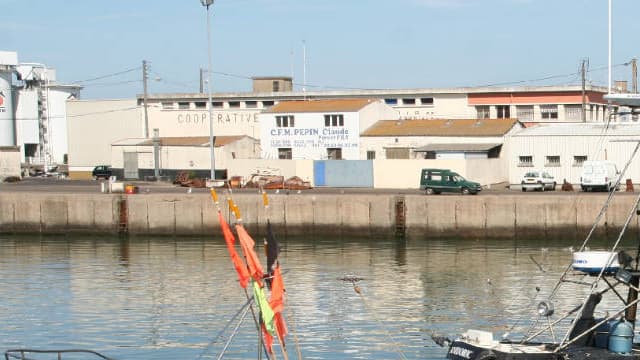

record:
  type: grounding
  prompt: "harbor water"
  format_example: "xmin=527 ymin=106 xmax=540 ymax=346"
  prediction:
xmin=0 ymin=234 xmax=626 ymax=359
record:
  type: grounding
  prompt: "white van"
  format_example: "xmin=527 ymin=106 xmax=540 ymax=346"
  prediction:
xmin=580 ymin=160 xmax=620 ymax=192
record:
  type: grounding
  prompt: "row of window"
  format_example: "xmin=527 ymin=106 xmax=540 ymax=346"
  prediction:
xmin=160 ymin=98 xmax=434 ymax=110
xmin=518 ymin=155 xmax=588 ymax=167
xmin=160 ymin=100 xmax=276 ymax=110
xmin=385 ymin=97 xmax=434 ymax=106
xmin=477 ymin=105 xmax=608 ymax=121
xmin=275 ymin=114 xmax=346 ymax=127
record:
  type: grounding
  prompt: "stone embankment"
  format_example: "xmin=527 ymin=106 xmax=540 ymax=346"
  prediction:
xmin=0 ymin=192 xmax=635 ymax=239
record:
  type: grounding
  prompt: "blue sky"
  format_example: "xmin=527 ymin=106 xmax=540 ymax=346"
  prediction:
xmin=2 ymin=0 xmax=639 ymax=99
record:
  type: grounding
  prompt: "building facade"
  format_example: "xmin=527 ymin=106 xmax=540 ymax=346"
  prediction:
xmin=506 ymin=123 xmax=640 ymax=185
xmin=259 ymin=98 xmax=398 ymax=160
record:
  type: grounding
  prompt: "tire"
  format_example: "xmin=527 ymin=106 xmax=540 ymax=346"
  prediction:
xmin=539 ymin=182 xmax=545 ymax=192
xmin=461 ymin=187 xmax=470 ymax=195
xmin=521 ymin=187 xmax=526 ymax=192
xmin=552 ymin=182 xmax=557 ymax=191
xmin=425 ymin=188 xmax=434 ymax=195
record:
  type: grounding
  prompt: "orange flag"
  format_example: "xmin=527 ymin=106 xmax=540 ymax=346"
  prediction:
xmin=236 ymin=224 xmax=265 ymax=283
xmin=270 ymin=265 xmax=288 ymax=344
xmin=218 ymin=211 xmax=250 ymax=288
xmin=269 ymin=266 xmax=285 ymax=313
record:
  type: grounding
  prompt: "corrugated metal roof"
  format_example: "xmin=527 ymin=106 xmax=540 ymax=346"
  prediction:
xmin=112 ymin=135 xmax=249 ymax=147
xmin=263 ymin=98 xmax=375 ymax=113
xmin=361 ymin=118 xmax=520 ymax=137
xmin=414 ymin=143 xmax=502 ymax=152
xmin=511 ymin=122 xmax=640 ymax=137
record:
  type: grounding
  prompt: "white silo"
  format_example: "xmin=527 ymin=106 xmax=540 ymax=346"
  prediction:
xmin=0 ymin=51 xmax=17 ymax=146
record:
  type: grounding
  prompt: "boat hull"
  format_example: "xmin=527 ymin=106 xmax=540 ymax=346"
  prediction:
xmin=446 ymin=340 xmax=640 ymax=360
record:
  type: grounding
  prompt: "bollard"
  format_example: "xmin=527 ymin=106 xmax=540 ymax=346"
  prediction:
xmin=626 ymin=179 xmax=634 ymax=192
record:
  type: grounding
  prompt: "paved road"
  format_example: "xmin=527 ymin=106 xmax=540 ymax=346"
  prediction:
xmin=0 ymin=177 xmax=629 ymax=196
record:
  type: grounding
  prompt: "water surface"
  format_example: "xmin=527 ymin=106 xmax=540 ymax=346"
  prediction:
xmin=0 ymin=234 xmax=617 ymax=359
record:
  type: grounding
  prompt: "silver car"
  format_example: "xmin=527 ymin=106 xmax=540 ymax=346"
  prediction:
xmin=521 ymin=170 xmax=556 ymax=192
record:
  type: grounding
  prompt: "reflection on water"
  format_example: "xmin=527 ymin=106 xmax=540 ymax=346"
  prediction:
xmin=0 ymin=234 xmax=631 ymax=359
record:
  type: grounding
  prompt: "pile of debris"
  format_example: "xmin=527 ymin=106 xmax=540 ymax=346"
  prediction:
xmin=244 ymin=174 xmax=312 ymax=190
xmin=173 ymin=171 xmax=206 ymax=188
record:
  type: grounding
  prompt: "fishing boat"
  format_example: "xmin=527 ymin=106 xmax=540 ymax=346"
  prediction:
xmin=439 ymin=98 xmax=640 ymax=359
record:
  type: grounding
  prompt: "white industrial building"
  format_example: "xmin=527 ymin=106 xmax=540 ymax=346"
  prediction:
xmin=110 ymin=135 xmax=260 ymax=180
xmin=506 ymin=123 xmax=640 ymax=185
xmin=0 ymin=51 xmax=82 ymax=175
xmin=258 ymin=98 xmax=398 ymax=160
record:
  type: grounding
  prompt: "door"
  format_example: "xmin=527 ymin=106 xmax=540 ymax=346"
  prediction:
xmin=123 ymin=152 xmax=139 ymax=179
xmin=314 ymin=161 xmax=326 ymax=186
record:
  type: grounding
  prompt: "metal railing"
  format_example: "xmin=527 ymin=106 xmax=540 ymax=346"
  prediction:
xmin=5 ymin=349 xmax=115 ymax=360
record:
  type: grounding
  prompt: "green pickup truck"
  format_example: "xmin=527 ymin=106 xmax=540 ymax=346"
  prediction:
xmin=420 ymin=168 xmax=482 ymax=195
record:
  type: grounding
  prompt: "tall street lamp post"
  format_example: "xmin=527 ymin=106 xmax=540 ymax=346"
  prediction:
xmin=201 ymin=0 xmax=216 ymax=180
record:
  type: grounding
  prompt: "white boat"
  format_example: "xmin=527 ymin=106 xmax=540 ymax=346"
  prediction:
xmin=572 ymin=251 xmax=620 ymax=275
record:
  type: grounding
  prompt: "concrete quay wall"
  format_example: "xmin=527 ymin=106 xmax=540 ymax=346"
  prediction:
xmin=0 ymin=192 xmax=635 ymax=239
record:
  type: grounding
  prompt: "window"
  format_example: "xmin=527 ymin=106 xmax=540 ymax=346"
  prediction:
xmin=496 ymin=105 xmax=510 ymax=119
xmin=424 ymin=151 xmax=436 ymax=159
xmin=229 ymin=101 xmax=240 ymax=108
xmin=245 ymin=101 xmax=258 ymax=108
xmin=519 ymin=155 xmax=533 ymax=167
xmin=262 ymin=100 xmax=275 ymax=107
xmin=402 ymin=98 xmax=416 ymax=105
xmin=195 ymin=102 xmax=206 ymax=109
xmin=161 ymin=102 xmax=174 ymax=110
xmin=278 ymin=148 xmax=292 ymax=159
xmin=573 ymin=155 xmax=587 ymax=166
xmin=384 ymin=98 xmax=398 ymax=105
xmin=565 ymin=105 xmax=583 ymax=121
xmin=324 ymin=114 xmax=344 ymax=127
xmin=366 ymin=151 xmax=376 ymax=160
xmin=420 ymin=97 xmax=434 ymax=105
xmin=546 ymin=155 xmax=561 ymax=167
xmin=211 ymin=101 xmax=224 ymax=108
xmin=476 ymin=106 xmax=490 ymax=119
xmin=272 ymin=81 xmax=280 ymax=92
xmin=516 ymin=106 xmax=534 ymax=122
xmin=178 ymin=102 xmax=190 ymax=109
xmin=327 ymin=148 xmax=342 ymax=160
xmin=276 ymin=115 xmax=295 ymax=127
xmin=385 ymin=148 xmax=410 ymax=159
xmin=540 ymin=105 xmax=558 ymax=120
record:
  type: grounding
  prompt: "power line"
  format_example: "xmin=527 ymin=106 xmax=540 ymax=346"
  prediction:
xmin=1 ymin=106 xmax=139 ymax=121
xmin=72 ymin=66 xmax=141 ymax=84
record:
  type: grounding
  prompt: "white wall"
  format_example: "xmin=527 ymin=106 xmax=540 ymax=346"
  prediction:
xmin=14 ymin=90 xmax=40 ymax=152
xmin=0 ymin=148 xmax=21 ymax=179
xmin=146 ymin=103 xmax=261 ymax=139
xmin=67 ymin=99 xmax=140 ymax=173
xmin=372 ymin=158 xmax=500 ymax=188
xmin=259 ymin=112 xmax=361 ymax=160
xmin=226 ymin=159 xmax=314 ymax=186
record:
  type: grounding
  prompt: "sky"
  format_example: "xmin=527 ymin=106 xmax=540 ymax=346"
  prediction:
xmin=2 ymin=0 xmax=640 ymax=99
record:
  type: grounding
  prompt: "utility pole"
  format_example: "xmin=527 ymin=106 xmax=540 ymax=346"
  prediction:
xmin=632 ymin=58 xmax=638 ymax=93
xmin=581 ymin=59 xmax=587 ymax=122
xmin=199 ymin=68 xmax=205 ymax=93
xmin=143 ymin=60 xmax=149 ymax=138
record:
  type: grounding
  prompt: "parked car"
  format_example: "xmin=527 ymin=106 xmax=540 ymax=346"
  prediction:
xmin=420 ymin=168 xmax=482 ymax=195
xmin=521 ymin=170 xmax=556 ymax=192
xmin=580 ymin=160 xmax=619 ymax=192
xmin=92 ymin=165 xmax=113 ymax=180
